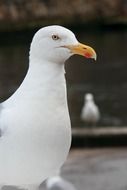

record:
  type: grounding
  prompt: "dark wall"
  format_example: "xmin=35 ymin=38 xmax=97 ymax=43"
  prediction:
xmin=0 ymin=0 xmax=127 ymax=31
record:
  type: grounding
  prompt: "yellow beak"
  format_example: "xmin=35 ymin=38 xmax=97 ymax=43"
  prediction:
xmin=66 ymin=43 xmax=97 ymax=60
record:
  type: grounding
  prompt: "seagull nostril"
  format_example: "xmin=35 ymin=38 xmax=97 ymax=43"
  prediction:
xmin=83 ymin=47 xmax=87 ymax=50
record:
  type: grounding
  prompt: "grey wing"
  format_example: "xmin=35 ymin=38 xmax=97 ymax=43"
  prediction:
xmin=0 ymin=103 xmax=6 ymax=137
xmin=0 ymin=105 xmax=2 ymax=137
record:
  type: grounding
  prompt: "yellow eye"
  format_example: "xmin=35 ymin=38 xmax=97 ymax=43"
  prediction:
xmin=52 ymin=35 xmax=60 ymax=40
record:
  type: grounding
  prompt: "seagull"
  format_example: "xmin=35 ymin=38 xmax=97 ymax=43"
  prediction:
xmin=81 ymin=93 xmax=100 ymax=126
xmin=0 ymin=25 xmax=96 ymax=190
xmin=45 ymin=175 xmax=76 ymax=190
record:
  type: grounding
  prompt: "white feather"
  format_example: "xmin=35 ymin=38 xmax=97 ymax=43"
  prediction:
xmin=46 ymin=176 xmax=76 ymax=190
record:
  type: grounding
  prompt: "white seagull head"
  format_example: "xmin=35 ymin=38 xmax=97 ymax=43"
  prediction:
xmin=85 ymin=93 xmax=94 ymax=101
xmin=30 ymin=25 xmax=96 ymax=64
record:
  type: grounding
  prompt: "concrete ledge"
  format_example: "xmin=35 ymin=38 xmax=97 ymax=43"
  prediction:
xmin=72 ymin=127 xmax=127 ymax=136
xmin=72 ymin=127 xmax=127 ymax=148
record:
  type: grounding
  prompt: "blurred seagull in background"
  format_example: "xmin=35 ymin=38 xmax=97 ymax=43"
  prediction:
xmin=81 ymin=93 xmax=100 ymax=126
xmin=0 ymin=25 xmax=96 ymax=190
xmin=45 ymin=175 xmax=76 ymax=190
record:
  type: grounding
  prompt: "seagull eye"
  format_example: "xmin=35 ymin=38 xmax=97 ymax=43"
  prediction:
xmin=52 ymin=35 xmax=60 ymax=40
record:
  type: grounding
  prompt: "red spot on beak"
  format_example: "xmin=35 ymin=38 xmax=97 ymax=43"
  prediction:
xmin=84 ymin=52 xmax=92 ymax=58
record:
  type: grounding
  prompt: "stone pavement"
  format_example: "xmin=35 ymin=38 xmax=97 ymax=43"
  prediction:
xmin=60 ymin=148 xmax=127 ymax=190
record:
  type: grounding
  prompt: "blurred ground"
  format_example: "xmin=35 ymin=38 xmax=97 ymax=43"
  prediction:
xmin=2 ymin=148 xmax=127 ymax=190
xmin=60 ymin=148 xmax=127 ymax=190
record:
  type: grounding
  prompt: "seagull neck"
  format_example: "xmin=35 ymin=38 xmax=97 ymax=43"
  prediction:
xmin=18 ymin=59 xmax=66 ymax=97
xmin=28 ymin=59 xmax=65 ymax=83
xmin=3 ymin=60 xmax=67 ymax=106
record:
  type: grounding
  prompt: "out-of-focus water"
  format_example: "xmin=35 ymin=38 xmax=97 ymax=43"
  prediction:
xmin=0 ymin=28 xmax=127 ymax=127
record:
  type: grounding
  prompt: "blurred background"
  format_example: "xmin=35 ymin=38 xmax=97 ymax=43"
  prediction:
xmin=1 ymin=0 xmax=127 ymax=127
xmin=1 ymin=1 xmax=127 ymax=190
